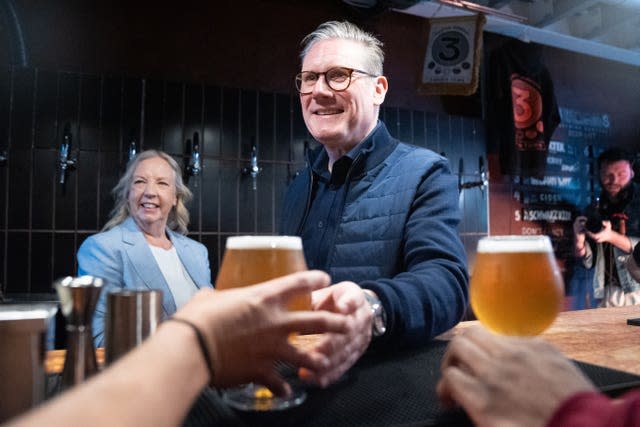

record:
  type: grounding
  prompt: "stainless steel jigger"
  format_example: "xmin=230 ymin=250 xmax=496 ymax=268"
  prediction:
xmin=54 ymin=276 xmax=103 ymax=390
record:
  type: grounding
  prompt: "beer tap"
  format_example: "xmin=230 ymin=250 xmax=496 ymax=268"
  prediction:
xmin=183 ymin=132 xmax=202 ymax=187
xmin=128 ymin=139 xmax=137 ymax=163
xmin=242 ymin=145 xmax=262 ymax=191
xmin=287 ymin=164 xmax=303 ymax=185
xmin=187 ymin=132 xmax=201 ymax=176
xmin=58 ymin=123 xmax=76 ymax=185
xmin=458 ymin=156 xmax=488 ymax=194
xmin=287 ymin=140 xmax=309 ymax=184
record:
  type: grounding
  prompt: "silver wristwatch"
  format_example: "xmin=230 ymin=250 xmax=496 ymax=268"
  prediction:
xmin=364 ymin=290 xmax=387 ymax=337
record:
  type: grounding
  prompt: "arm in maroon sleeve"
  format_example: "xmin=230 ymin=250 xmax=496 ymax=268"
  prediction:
xmin=547 ymin=390 xmax=640 ymax=427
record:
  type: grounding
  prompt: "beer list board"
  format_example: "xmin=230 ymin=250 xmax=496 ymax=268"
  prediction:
xmin=510 ymin=107 xmax=610 ymax=269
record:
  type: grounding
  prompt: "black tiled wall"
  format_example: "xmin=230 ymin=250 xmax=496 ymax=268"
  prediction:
xmin=0 ymin=66 xmax=487 ymax=295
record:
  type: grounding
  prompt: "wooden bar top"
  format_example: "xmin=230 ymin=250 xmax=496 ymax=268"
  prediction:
xmin=46 ymin=348 xmax=105 ymax=374
xmin=44 ymin=336 xmax=320 ymax=375
xmin=441 ymin=305 xmax=640 ymax=375
xmin=46 ymin=309 xmax=640 ymax=378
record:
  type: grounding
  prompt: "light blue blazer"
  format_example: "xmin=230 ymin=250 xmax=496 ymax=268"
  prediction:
xmin=77 ymin=217 xmax=212 ymax=347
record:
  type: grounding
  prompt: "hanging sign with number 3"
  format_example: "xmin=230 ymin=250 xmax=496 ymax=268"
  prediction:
xmin=419 ymin=14 xmax=486 ymax=96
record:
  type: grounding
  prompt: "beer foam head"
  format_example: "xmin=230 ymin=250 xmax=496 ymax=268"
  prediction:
xmin=225 ymin=235 xmax=303 ymax=250
xmin=477 ymin=235 xmax=552 ymax=253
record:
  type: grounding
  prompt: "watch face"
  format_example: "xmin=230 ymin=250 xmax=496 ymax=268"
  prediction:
xmin=372 ymin=315 xmax=386 ymax=337
xmin=364 ymin=292 xmax=387 ymax=337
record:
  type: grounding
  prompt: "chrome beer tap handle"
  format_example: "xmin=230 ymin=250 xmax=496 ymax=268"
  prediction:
xmin=187 ymin=132 xmax=202 ymax=177
xmin=459 ymin=156 xmax=488 ymax=193
xmin=58 ymin=124 xmax=76 ymax=185
xmin=242 ymin=145 xmax=262 ymax=191
xmin=128 ymin=140 xmax=137 ymax=163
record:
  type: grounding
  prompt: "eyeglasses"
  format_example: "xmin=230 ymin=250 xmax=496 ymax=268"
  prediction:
xmin=294 ymin=67 xmax=377 ymax=95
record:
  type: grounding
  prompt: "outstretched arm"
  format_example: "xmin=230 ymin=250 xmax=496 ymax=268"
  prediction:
xmin=4 ymin=271 xmax=348 ymax=427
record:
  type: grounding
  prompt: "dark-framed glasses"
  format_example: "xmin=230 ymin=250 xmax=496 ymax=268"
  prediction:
xmin=295 ymin=67 xmax=377 ymax=94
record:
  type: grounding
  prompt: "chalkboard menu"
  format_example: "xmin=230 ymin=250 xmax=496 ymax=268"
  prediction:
xmin=509 ymin=107 xmax=611 ymax=269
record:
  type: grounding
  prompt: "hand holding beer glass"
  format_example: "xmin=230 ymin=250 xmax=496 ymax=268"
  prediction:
xmin=470 ymin=235 xmax=564 ymax=336
xmin=215 ymin=235 xmax=310 ymax=411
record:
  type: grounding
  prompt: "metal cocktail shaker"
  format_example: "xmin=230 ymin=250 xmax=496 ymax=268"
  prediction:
xmin=0 ymin=304 xmax=57 ymax=422
xmin=105 ymin=289 xmax=162 ymax=365
xmin=54 ymin=276 xmax=103 ymax=390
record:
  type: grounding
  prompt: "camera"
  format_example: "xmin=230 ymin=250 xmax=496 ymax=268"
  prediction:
xmin=583 ymin=202 xmax=627 ymax=234
xmin=583 ymin=198 xmax=608 ymax=233
xmin=585 ymin=210 xmax=606 ymax=233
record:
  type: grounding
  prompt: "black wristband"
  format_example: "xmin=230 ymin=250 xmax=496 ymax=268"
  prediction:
xmin=168 ymin=317 xmax=215 ymax=384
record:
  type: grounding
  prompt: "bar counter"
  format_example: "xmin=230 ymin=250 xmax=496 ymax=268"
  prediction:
xmin=44 ymin=305 xmax=640 ymax=426
xmin=440 ymin=305 xmax=640 ymax=375
xmin=174 ymin=305 xmax=640 ymax=426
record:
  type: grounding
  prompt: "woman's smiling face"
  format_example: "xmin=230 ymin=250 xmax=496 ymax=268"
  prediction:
xmin=128 ymin=156 xmax=177 ymax=234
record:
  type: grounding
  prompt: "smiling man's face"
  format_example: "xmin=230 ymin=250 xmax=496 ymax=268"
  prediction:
xmin=299 ymin=38 xmax=387 ymax=153
xmin=600 ymin=159 xmax=634 ymax=199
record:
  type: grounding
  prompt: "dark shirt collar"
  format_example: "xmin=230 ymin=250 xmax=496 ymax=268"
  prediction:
xmin=310 ymin=121 xmax=382 ymax=186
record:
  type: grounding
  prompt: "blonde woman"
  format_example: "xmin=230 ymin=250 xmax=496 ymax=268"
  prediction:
xmin=78 ymin=150 xmax=211 ymax=347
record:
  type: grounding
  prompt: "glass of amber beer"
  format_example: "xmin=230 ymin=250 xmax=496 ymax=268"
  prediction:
xmin=470 ymin=235 xmax=564 ymax=336
xmin=215 ymin=235 xmax=310 ymax=411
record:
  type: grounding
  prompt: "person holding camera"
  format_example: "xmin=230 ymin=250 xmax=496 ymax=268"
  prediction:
xmin=573 ymin=147 xmax=640 ymax=306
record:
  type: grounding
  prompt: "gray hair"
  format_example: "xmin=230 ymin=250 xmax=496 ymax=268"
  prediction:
xmin=300 ymin=21 xmax=385 ymax=76
xmin=103 ymin=150 xmax=192 ymax=234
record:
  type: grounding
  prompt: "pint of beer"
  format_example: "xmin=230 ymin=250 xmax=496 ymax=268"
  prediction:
xmin=215 ymin=235 xmax=310 ymax=311
xmin=215 ymin=235 xmax=311 ymax=411
xmin=470 ymin=235 xmax=564 ymax=336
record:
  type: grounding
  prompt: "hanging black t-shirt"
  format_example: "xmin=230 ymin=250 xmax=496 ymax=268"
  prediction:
xmin=488 ymin=40 xmax=561 ymax=179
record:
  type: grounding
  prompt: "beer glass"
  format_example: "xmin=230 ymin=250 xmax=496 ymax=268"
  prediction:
xmin=215 ymin=235 xmax=309 ymax=411
xmin=470 ymin=235 xmax=564 ymax=336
